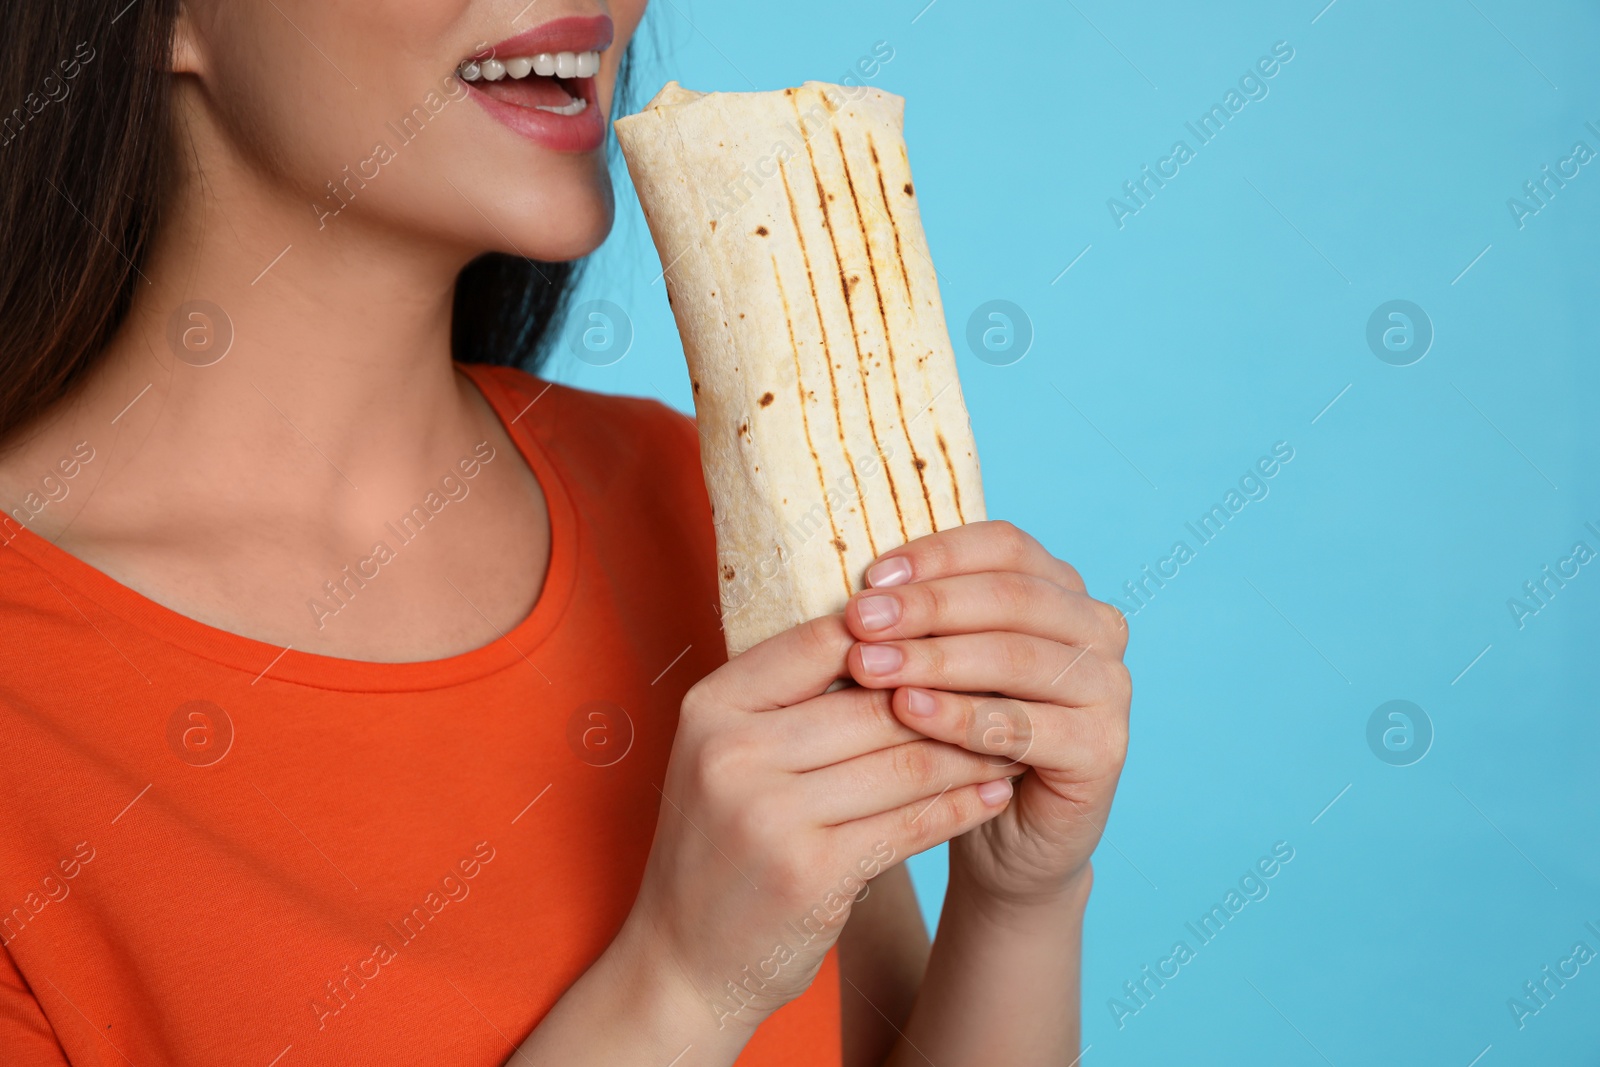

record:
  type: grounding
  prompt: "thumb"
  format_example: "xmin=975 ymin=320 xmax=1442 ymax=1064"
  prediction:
xmin=693 ymin=613 xmax=853 ymax=713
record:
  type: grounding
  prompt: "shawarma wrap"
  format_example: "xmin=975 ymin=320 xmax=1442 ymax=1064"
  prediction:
xmin=615 ymin=80 xmax=985 ymax=656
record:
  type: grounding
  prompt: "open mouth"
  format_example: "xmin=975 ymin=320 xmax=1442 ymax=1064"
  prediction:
xmin=455 ymin=15 xmax=612 ymax=152
xmin=457 ymin=50 xmax=602 ymax=116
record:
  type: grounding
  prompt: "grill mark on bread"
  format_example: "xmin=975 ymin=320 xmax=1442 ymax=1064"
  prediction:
xmin=802 ymin=116 xmax=908 ymax=545
xmin=779 ymin=160 xmax=878 ymax=559
xmin=869 ymin=136 xmax=916 ymax=313
xmin=873 ymin=133 xmax=965 ymax=526
xmin=838 ymin=128 xmax=936 ymax=533
xmin=935 ymin=432 xmax=967 ymax=524
xmin=773 ymin=253 xmax=852 ymax=595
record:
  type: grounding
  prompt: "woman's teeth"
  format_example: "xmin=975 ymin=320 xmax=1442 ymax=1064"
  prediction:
xmin=537 ymin=96 xmax=588 ymax=116
xmin=458 ymin=50 xmax=601 ymax=83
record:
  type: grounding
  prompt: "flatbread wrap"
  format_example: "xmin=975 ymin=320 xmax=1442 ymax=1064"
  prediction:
xmin=614 ymin=80 xmax=986 ymax=656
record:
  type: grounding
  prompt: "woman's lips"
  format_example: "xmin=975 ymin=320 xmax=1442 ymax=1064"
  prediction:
xmin=458 ymin=15 xmax=612 ymax=153
xmin=483 ymin=14 xmax=613 ymax=59
xmin=463 ymin=70 xmax=603 ymax=153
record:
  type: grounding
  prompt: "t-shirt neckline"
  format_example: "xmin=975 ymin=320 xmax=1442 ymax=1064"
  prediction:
xmin=1 ymin=363 xmax=578 ymax=692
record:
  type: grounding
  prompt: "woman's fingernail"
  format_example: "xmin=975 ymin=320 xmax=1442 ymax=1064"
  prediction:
xmin=856 ymin=594 xmax=900 ymax=631
xmin=978 ymin=779 xmax=1014 ymax=806
xmin=904 ymin=688 xmax=936 ymax=717
xmin=857 ymin=643 xmax=903 ymax=676
xmin=865 ymin=557 xmax=913 ymax=588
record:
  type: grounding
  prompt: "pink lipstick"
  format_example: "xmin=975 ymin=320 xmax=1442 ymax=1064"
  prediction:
xmin=457 ymin=15 xmax=613 ymax=153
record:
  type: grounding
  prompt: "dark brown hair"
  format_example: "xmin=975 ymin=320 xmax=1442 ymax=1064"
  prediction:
xmin=0 ymin=0 xmax=636 ymax=444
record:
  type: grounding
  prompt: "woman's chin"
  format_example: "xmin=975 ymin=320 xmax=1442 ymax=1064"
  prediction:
xmin=531 ymin=211 xmax=615 ymax=263
xmin=483 ymin=175 xmax=615 ymax=263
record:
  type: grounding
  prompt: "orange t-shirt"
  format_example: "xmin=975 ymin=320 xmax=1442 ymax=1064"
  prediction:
xmin=0 ymin=364 xmax=841 ymax=1066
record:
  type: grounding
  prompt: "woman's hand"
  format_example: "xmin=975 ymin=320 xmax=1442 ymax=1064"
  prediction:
xmin=841 ymin=520 xmax=1132 ymax=911
xmin=615 ymin=609 xmax=1018 ymax=1040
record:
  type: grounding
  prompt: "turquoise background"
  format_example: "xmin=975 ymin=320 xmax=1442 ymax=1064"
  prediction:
xmin=554 ymin=1 xmax=1600 ymax=1062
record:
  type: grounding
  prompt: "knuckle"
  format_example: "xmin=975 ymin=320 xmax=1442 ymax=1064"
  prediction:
xmin=1108 ymin=661 xmax=1134 ymax=705
xmin=965 ymin=697 xmax=994 ymax=750
xmin=696 ymin=730 xmax=756 ymax=793
xmin=999 ymin=633 xmax=1039 ymax=679
xmin=863 ymin=686 xmax=900 ymax=731
xmin=1113 ymin=620 xmax=1131 ymax=655
xmin=797 ymin=613 xmax=851 ymax=666
xmin=955 ymin=692 xmax=985 ymax=741
xmin=897 ymin=796 xmax=939 ymax=850
xmin=681 ymin=678 xmax=718 ymax=720
xmin=891 ymin=741 xmax=937 ymax=788
xmin=987 ymin=518 xmax=1021 ymax=540
xmin=919 ymin=579 xmax=951 ymax=627
xmin=918 ymin=535 xmax=953 ymax=579
xmin=857 ymin=683 xmax=895 ymax=717
xmin=1105 ymin=720 xmax=1130 ymax=771
xmin=909 ymin=786 xmax=979 ymax=846
xmin=997 ymin=698 xmax=1036 ymax=755
xmin=1089 ymin=711 xmax=1130 ymax=777
xmin=989 ymin=520 xmax=1030 ymax=563
xmin=1092 ymin=598 xmax=1129 ymax=644
xmin=993 ymin=571 xmax=1037 ymax=620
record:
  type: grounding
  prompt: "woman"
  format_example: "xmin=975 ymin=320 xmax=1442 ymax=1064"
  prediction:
xmin=0 ymin=1 xmax=1130 ymax=1063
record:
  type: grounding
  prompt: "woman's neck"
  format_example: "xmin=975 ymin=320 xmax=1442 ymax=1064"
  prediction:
xmin=18 ymin=128 xmax=493 ymax=525
xmin=0 ymin=128 xmax=555 ymax=661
